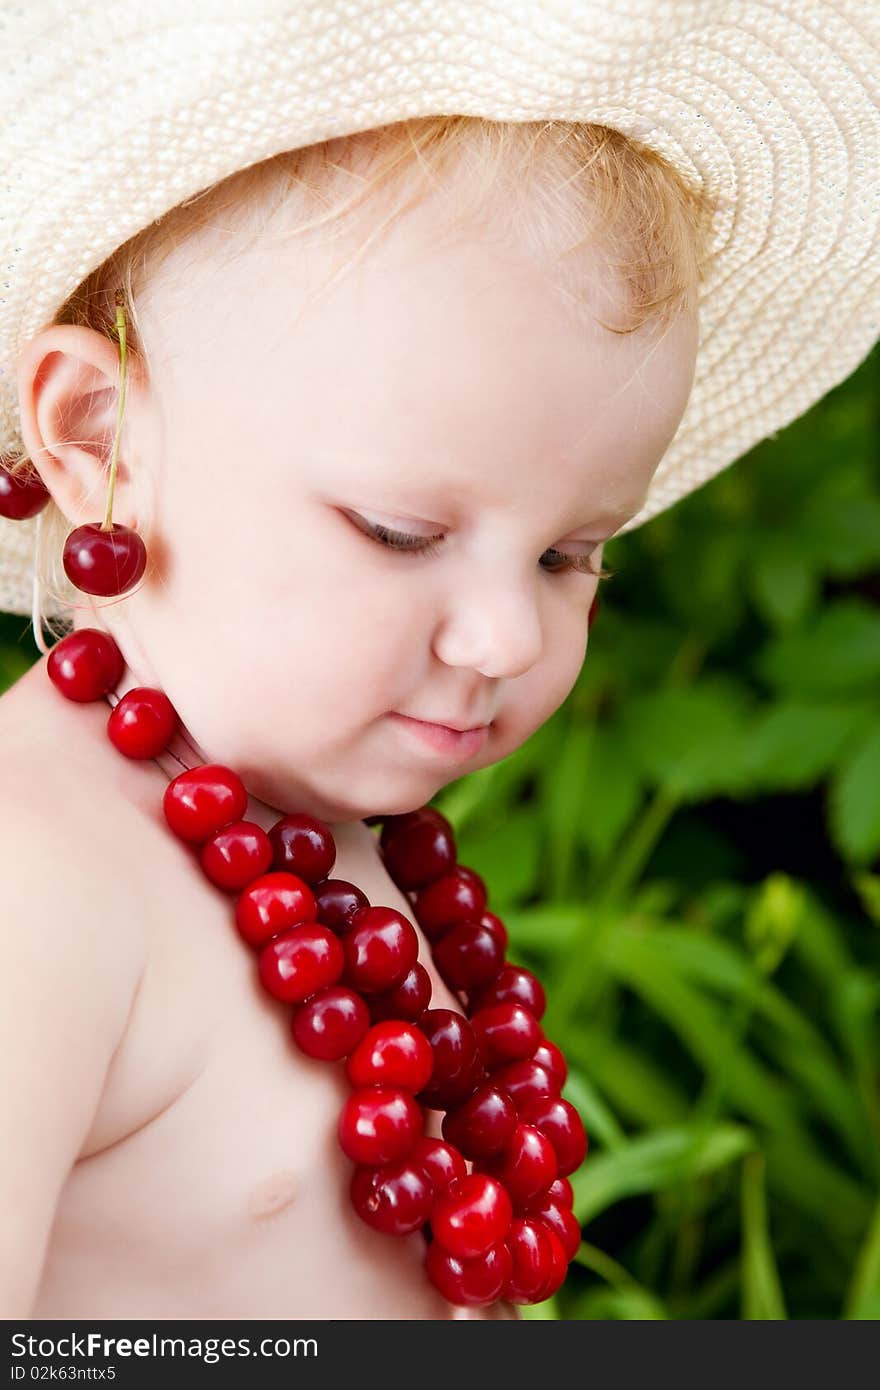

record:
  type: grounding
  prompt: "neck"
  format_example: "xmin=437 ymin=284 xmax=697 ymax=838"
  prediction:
xmin=72 ymin=611 xmax=378 ymax=856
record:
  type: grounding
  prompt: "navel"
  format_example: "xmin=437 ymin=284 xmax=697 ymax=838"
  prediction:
xmin=247 ymin=1168 xmax=299 ymax=1220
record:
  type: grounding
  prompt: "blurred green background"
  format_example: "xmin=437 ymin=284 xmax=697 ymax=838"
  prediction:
xmin=2 ymin=346 xmax=879 ymax=1319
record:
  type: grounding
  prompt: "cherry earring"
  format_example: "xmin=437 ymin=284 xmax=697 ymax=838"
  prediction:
xmin=0 ymin=289 xmax=147 ymax=599
xmin=61 ymin=290 xmax=147 ymax=597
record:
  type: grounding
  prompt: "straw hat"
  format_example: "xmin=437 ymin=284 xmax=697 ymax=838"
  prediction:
xmin=1 ymin=0 xmax=878 ymax=620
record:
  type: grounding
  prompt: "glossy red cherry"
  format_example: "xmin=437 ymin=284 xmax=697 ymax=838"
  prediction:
xmin=313 ymin=879 xmax=370 ymax=933
xmin=544 ymin=1176 xmax=575 ymax=1209
xmin=537 ymin=1229 xmax=569 ymax=1302
xmin=345 ymin=1021 xmax=434 ymax=1093
xmin=106 ymin=686 xmax=178 ymax=759
xmin=198 ymin=820 xmax=274 ymax=894
xmin=257 ymin=923 xmax=344 ymax=1003
xmin=268 ymin=813 xmax=336 ymax=884
xmin=62 ymin=522 xmax=147 ymax=596
xmin=342 ymin=906 xmax=419 ymax=993
xmin=290 ymin=985 xmax=371 ymax=1061
xmin=477 ymin=1124 xmax=558 ymax=1207
xmin=235 ymin=871 xmax=317 ymax=948
xmin=531 ymin=1039 xmax=567 ymax=1088
xmin=337 ymin=1086 xmax=423 ymax=1166
xmin=380 ymin=812 xmax=457 ymax=889
xmin=524 ymin=1195 xmax=581 ymax=1262
xmin=367 ymin=962 xmax=433 ymax=1023
xmin=350 ymin=1159 xmax=436 ymax=1236
xmin=425 ymin=1239 xmax=512 ymax=1306
xmin=517 ymin=1096 xmax=588 ymax=1177
xmin=468 ymin=964 xmax=546 ymax=1020
xmin=431 ymin=1173 xmax=513 ymax=1259
xmin=441 ymin=1083 xmax=518 ymax=1159
xmin=503 ymin=1216 xmax=557 ymax=1305
xmin=46 ymin=628 xmax=125 ymax=702
xmin=476 ymin=910 xmax=509 ymax=953
xmin=163 ymin=764 xmax=249 ymax=844
xmin=471 ymin=1002 xmax=542 ymax=1069
xmin=0 ymin=460 xmax=51 ymax=519
xmin=409 ymin=1137 xmax=467 ymax=1196
xmin=416 ymin=1009 xmax=484 ymax=1111
xmin=432 ymin=922 xmax=504 ymax=991
xmin=379 ymin=807 xmax=453 ymax=852
xmin=410 ymin=868 xmax=488 ymax=941
xmin=490 ymin=1058 xmax=559 ymax=1111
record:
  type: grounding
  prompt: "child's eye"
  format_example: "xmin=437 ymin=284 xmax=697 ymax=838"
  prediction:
xmin=352 ymin=515 xmax=615 ymax=581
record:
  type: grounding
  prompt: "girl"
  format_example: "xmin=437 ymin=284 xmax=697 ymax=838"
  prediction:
xmin=0 ymin=2 xmax=877 ymax=1320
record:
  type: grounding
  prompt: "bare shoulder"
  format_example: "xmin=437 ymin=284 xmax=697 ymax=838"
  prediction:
xmin=0 ymin=653 xmax=151 ymax=962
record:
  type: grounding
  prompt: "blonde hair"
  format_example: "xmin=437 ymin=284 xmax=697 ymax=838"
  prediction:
xmin=9 ymin=115 xmax=718 ymax=643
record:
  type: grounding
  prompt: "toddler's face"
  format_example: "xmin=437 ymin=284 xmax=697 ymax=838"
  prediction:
xmin=72 ymin=181 xmax=698 ymax=823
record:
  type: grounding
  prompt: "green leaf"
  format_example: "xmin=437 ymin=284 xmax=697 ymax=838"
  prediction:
xmin=571 ymin=1122 xmax=755 ymax=1225
xmin=845 ymin=1197 xmax=880 ymax=1318
xmin=574 ymin=725 xmax=644 ymax=863
xmin=754 ymin=600 xmax=880 ymax=696
xmin=749 ymin=542 xmax=818 ymax=630
xmin=829 ymin=727 xmax=880 ymax=864
xmin=743 ymin=700 xmax=873 ymax=791
xmin=740 ymin=1154 xmax=788 ymax=1318
xmin=614 ymin=678 xmax=755 ymax=801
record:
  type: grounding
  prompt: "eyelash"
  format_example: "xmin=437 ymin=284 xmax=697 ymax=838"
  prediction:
xmin=363 ymin=520 xmax=616 ymax=580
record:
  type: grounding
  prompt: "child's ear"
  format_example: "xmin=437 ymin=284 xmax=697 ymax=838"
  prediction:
xmin=16 ymin=322 xmax=144 ymax=531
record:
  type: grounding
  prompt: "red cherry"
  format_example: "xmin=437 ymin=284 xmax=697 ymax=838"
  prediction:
xmin=431 ymin=1173 xmax=513 ymax=1259
xmin=345 ymin=1021 xmax=434 ymax=1093
xmin=380 ymin=812 xmax=457 ymax=890
xmin=531 ymin=1039 xmax=567 ymax=1088
xmin=350 ymin=1159 xmax=436 ymax=1236
xmin=410 ymin=868 xmax=487 ymax=941
xmin=379 ymin=807 xmax=453 ymax=852
xmin=46 ymin=628 xmax=124 ymax=702
xmin=0 ymin=460 xmax=51 ymax=519
xmin=471 ymin=1002 xmax=542 ymax=1069
xmin=268 ymin=813 xmax=336 ymax=884
xmin=477 ymin=910 xmax=509 ymax=953
xmin=291 ymin=985 xmax=371 ymax=1061
xmin=588 ymin=592 xmax=600 ymax=631
xmin=416 ymin=1009 xmax=484 ymax=1111
xmin=342 ymin=906 xmax=419 ymax=993
xmin=313 ymin=879 xmax=370 ymax=933
xmin=425 ymin=1239 xmax=512 ymax=1306
xmin=198 ymin=820 xmax=274 ymax=893
xmin=468 ymin=964 xmax=546 ymax=1021
xmin=517 ymin=1096 xmax=588 ymax=1177
xmin=525 ymin=1195 xmax=581 ymax=1262
xmin=441 ymin=1083 xmax=518 ymax=1159
xmin=477 ymin=1124 xmax=557 ymax=1207
xmin=235 ymin=871 xmax=317 ymax=948
xmin=257 ymin=923 xmax=344 ymax=1003
xmin=62 ymin=522 xmax=147 ymax=596
xmin=491 ymin=1058 xmax=559 ymax=1111
xmin=337 ymin=1086 xmax=423 ymax=1166
xmin=368 ymin=962 xmax=433 ymax=1023
xmin=544 ymin=1176 xmax=574 ymax=1209
xmin=433 ymin=922 xmax=504 ymax=991
xmin=409 ymin=1137 xmax=467 ymax=1196
xmin=537 ymin=1229 xmax=569 ymax=1301
xmin=503 ymin=1216 xmax=556 ymax=1305
xmin=106 ymin=686 xmax=178 ymax=759
xmin=163 ymin=764 xmax=249 ymax=844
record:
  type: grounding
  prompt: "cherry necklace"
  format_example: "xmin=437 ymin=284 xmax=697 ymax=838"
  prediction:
xmin=44 ymin=625 xmax=587 ymax=1309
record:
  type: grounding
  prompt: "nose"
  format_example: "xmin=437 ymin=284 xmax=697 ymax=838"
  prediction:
xmin=431 ymin=570 xmax=544 ymax=680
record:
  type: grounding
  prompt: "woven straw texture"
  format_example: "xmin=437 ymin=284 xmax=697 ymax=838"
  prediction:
xmin=1 ymin=0 xmax=878 ymax=618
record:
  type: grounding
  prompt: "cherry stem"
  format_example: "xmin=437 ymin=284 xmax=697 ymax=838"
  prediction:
xmin=102 ymin=289 xmax=128 ymax=533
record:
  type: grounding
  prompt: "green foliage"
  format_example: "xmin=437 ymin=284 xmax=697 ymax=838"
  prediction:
xmin=1 ymin=346 xmax=878 ymax=1322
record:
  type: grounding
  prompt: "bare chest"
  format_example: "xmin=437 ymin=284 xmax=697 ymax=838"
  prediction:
xmin=31 ymin=804 xmax=516 ymax=1320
